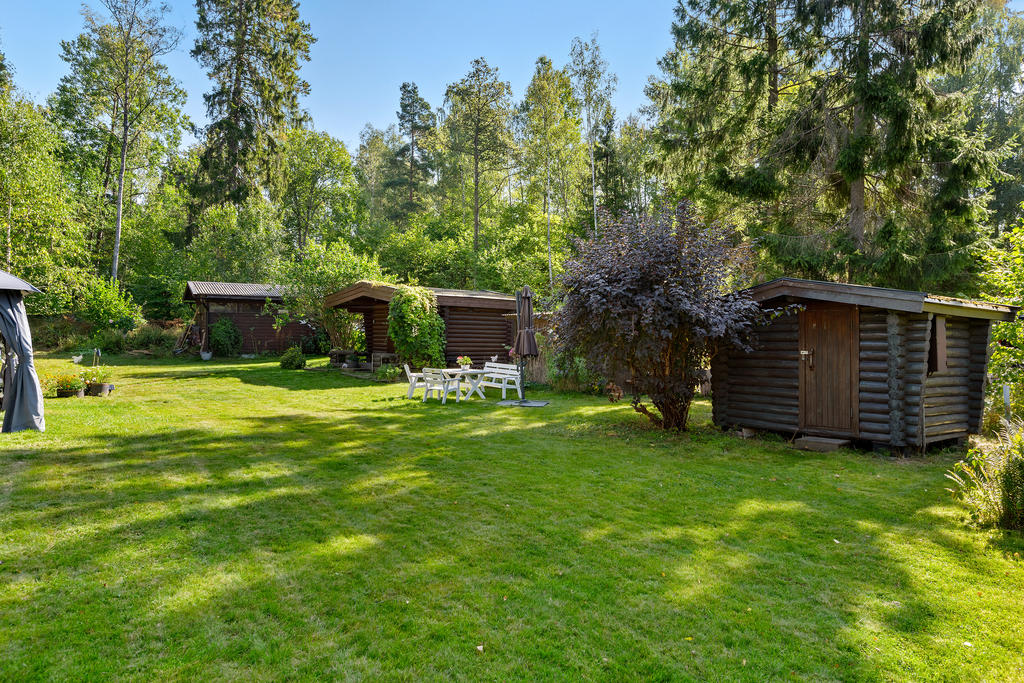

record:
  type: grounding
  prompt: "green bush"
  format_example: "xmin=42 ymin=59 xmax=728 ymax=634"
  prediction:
xmin=387 ymin=285 xmax=445 ymax=367
xmin=79 ymin=278 xmax=145 ymax=332
xmin=209 ymin=318 xmax=243 ymax=357
xmin=31 ymin=317 xmax=88 ymax=350
xmin=280 ymin=346 xmax=306 ymax=370
xmin=128 ymin=324 xmax=178 ymax=353
xmin=547 ymin=347 xmax=605 ymax=395
xmin=300 ymin=328 xmax=330 ymax=355
xmin=374 ymin=364 xmax=402 ymax=381
xmin=1000 ymin=457 xmax=1024 ymax=530
xmin=89 ymin=328 xmax=128 ymax=354
xmin=947 ymin=418 xmax=1024 ymax=528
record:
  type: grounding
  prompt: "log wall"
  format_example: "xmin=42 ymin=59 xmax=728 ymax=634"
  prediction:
xmin=858 ymin=308 xmax=891 ymax=444
xmin=711 ymin=313 xmax=800 ymax=432
xmin=442 ymin=306 xmax=513 ymax=366
xmin=919 ymin=316 xmax=973 ymax=446
xmin=712 ymin=301 xmax=995 ymax=450
xmin=967 ymin=320 xmax=991 ymax=433
xmin=366 ymin=303 xmax=392 ymax=354
xmin=206 ymin=301 xmax=308 ymax=353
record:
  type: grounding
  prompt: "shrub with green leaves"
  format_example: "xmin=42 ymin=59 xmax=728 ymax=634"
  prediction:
xmin=374 ymin=364 xmax=402 ymax=381
xmin=128 ymin=324 xmax=179 ymax=353
xmin=209 ymin=318 xmax=243 ymax=357
xmin=1000 ymin=457 xmax=1024 ymax=530
xmin=280 ymin=346 xmax=306 ymax=370
xmin=947 ymin=418 xmax=1024 ymax=528
xmin=387 ymin=285 xmax=445 ymax=368
xmin=79 ymin=277 xmax=146 ymax=332
xmin=89 ymin=328 xmax=128 ymax=354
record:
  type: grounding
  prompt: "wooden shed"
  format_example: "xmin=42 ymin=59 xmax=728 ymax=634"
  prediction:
xmin=711 ymin=278 xmax=1018 ymax=450
xmin=324 ymin=281 xmax=516 ymax=366
xmin=183 ymin=281 xmax=310 ymax=353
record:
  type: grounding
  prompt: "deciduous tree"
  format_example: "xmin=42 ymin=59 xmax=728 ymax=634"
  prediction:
xmin=554 ymin=202 xmax=765 ymax=430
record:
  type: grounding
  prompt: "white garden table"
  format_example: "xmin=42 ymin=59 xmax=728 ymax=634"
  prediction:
xmin=442 ymin=368 xmax=488 ymax=401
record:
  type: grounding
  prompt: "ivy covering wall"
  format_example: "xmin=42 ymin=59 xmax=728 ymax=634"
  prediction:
xmin=387 ymin=285 xmax=445 ymax=367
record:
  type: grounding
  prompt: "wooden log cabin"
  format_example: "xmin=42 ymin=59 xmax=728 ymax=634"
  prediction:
xmin=324 ymin=281 xmax=516 ymax=366
xmin=183 ymin=281 xmax=310 ymax=353
xmin=711 ymin=278 xmax=1018 ymax=451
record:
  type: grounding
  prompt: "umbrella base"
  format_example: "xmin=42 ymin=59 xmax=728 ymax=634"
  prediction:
xmin=496 ymin=399 xmax=550 ymax=408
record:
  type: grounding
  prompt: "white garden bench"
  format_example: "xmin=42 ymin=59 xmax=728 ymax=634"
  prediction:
xmin=480 ymin=361 xmax=523 ymax=400
xmin=421 ymin=368 xmax=461 ymax=404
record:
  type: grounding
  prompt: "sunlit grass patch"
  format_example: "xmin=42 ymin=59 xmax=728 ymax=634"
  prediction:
xmin=2 ymin=353 xmax=1023 ymax=680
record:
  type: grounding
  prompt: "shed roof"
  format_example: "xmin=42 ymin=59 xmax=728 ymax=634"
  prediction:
xmin=0 ymin=269 xmax=39 ymax=294
xmin=746 ymin=278 xmax=1018 ymax=321
xmin=183 ymin=281 xmax=286 ymax=302
xmin=325 ymin=281 xmax=516 ymax=311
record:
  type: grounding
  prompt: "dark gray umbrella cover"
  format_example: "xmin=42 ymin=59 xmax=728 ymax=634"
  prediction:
xmin=511 ymin=286 xmax=539 ymax=358
xmin=0 ymin=290 xmax=45 ymax=432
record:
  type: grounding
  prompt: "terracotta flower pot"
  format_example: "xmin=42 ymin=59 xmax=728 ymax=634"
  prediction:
xmin=56 ymin=388 xmax=85 ymax=398
xmin=86 ymin=382 xmax=113 ymax=397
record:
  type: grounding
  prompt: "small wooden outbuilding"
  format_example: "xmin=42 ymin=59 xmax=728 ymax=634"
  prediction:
xmin=711 ymin=278 xmax=1018 ymax=450
xmin=324 ymin=281 xmax=516 ymax=366
xmin=183 ymin=281 xmax=310 ymax=353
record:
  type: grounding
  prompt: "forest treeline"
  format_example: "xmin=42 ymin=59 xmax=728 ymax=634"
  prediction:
xmin=1 ymin=0 xmax=1023 ymax=323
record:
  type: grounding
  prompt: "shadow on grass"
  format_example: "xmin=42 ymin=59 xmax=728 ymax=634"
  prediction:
xmin=2 ymin=384 xmax=996 ymax=680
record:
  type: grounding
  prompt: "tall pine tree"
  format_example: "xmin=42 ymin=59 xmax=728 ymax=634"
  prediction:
xmin=444 ymin=58 xmax=513 ymax=252
xmin=191 ymin=0 xmax=314 ymax=209
xmin=656 ymin=0 xmax=999 ymax=292
xmin=390 ymin=82 xmax=434 ymax=218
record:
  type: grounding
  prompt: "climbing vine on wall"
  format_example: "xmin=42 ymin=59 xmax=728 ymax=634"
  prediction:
xmin=387 ymin=285 xmax=445 ymax=367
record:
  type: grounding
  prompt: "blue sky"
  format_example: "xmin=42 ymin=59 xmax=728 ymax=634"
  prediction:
xmin=0 ymin=0 xmax=679 ymax=151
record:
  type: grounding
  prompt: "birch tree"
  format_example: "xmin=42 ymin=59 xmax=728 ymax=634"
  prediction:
xmin=569 ymin=33 xmax=616 ymax=236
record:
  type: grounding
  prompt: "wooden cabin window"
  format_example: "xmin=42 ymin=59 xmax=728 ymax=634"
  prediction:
xmin=928 ymin=315 xmax=947 ymax=374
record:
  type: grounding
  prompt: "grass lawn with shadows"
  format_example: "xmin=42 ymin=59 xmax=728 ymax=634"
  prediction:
xmin=2 ymin=353 xmax=1023 ymax=680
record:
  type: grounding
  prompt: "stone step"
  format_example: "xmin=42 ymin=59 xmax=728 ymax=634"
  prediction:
xmin=794 ymin=436 xmax=851 ymax=452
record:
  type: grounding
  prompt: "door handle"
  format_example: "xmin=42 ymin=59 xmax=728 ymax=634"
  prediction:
xmin=800 ymin=349 xmax=814 ymax=370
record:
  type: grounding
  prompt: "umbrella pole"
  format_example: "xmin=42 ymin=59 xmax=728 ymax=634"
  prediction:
xmin=517 ymin=357 xmax=526 ymax=401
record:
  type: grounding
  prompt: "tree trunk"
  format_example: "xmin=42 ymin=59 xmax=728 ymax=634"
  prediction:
xmin=545 ymin=163 xmax=552 ymax=294
xmin=473 ymin=136 xmax=480 ymax=252
xmin=5 ymin=199 xmax=11 ymax=270
xmin=588 ymin=107 xmax=598 ymax=236
xmin=111 ymin=97 xmax=130 ymax=280
xmin=847 ymin=0 xmax=869 ymax=268
xmin=767 ymin=0 xmax=779 ymax=112
xmin=408 ymin=129 xmax=415 ymax=205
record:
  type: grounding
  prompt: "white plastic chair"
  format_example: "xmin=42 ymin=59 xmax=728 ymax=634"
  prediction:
xmin=404 ymin=364 xmax=425 ymax=399
xmin=421 ymin=368 xmax=460 ymax=404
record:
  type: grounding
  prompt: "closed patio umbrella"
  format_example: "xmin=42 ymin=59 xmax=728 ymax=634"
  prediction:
xmin=510 ymin=286 xmax=539 ymax=402
xmin=0 ymin=270 xmax=44 ymax=433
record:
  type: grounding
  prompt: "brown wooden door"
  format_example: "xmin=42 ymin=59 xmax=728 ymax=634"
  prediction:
xmin=799 ymin=303 xmax=859 ymax=436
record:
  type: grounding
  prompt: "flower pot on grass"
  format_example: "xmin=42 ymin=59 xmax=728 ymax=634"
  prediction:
xmin=86 ymin=382 xmax=113 ymax=397
xmin=50 ymin=372 xmax=86 ymax=398
xmin=81 ymin=366 xmax=113 ymax=397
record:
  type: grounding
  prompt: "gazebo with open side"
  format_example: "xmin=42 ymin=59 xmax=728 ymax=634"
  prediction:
xmin=324 ymin=281 xmax=517 ymax=367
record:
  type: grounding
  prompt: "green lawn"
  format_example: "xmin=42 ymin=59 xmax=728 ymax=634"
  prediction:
xmin=2 ymin=355 xmax=1023 ymax=681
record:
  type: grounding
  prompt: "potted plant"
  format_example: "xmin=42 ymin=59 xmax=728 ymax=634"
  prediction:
xmin=54 ymin=373 xmax=86 ymax=398
xmin=82 ymin=366 xmax=114 ymax=396
xmin=457 ymin=355 xmax=472 ymax=370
